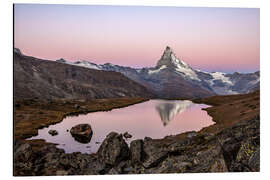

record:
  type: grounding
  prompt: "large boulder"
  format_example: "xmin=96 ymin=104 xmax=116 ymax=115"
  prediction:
xmin=70 ymin=124 xmax=93 ymax=143
xmin=190 ymin=144 xmax=228 ymax=172
xmin=142 ymin=138 xmax=168 ymax=168
xmin=97 ymin=132 xmax=130 ymax=165
xmin=130 ymin=139 xmax=144 ymax=164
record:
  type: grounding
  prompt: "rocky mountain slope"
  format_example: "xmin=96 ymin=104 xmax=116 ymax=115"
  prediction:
xmin=57 ymin=46 xmax=259 ymax=98
xmin=14 ymin=49 xmax=154 ymax=100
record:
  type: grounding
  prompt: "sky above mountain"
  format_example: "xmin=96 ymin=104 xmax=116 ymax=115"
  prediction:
xmin=14 ymin=4 xmax=260 ymax=73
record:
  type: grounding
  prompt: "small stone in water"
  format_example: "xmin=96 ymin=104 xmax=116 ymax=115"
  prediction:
xmin=48 ymin=129 xmax=58 ymax=136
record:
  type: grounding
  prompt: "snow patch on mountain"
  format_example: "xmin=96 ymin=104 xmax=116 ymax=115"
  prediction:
xmin=175 ymin=64 xmax=201 ymax=81
xmin=148 ymin=65 xmax=167 ymax=74
xmin=74 ymin=61 xmax=101 ymax=70
xmin=210 ymin=72 xmax=233 ymax=85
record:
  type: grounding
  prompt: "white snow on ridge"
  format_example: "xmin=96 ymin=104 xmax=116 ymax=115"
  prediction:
xmin=210 ymin=72 xmax=233 ymax=85
xmin=148 ymin=65 xmax=167 ymax=74
xmin=73 ymin=61 xmax=101 ymax=70
xmin=195 ymin=69 xmax=209 ymax=74
xmin=175 ymin=64 xmax=201 ymax=81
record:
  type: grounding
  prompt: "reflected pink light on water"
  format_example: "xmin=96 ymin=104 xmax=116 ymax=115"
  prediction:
xmin=29 ymin=100 xmax=214 ymax=154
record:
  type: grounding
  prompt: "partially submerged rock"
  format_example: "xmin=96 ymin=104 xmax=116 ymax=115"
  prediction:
xmin=48 ymin=129 xmax=58 ymax=136
xmin=70 ymin=124 xmax=93 ymax=143
xmin=97 ymin=132 xmax=130 ymax=165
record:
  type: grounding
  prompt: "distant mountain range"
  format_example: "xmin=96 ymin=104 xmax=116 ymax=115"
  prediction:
xmin=14 ymin=48 xmax=154 ymax=100
xmin=56 ymin=46 xmax=260 ymax=99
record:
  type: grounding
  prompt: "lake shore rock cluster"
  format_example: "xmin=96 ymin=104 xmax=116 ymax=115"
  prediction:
xmin=14 ymin=115 xmax=259 ymax=175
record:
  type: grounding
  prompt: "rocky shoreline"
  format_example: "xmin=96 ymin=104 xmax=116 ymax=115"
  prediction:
xmin=14 ymin=115 xmax=259 ymax=175
xmin=14 ymin=91 xmax=260 ymax=175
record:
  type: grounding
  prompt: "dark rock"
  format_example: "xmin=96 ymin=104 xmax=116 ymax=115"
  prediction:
xmin=186 ymin=131 xmax=198 ymax=138
xmin=97 ymin=132 xmax=130 ymax=165
xmin=130 ymin=139 xmax=143 ymax=164
xmin=144 ymin=137 xmax=152 ymax=141
xmin=48 ymin=129 xmax=58 ymax=136
xmin=14 ymin=143 xmax=32 ymax=162
xmin=108 ymin=168 xmax=118 ymax=174
xmin=146 ymin=156 xmax=192 ymax=173
xmin=190 ymin=144 xmax=228 ymax=172
xmin=248 ymin=148 xmax=260 ymax=171
xmin=70 ymin=124 xmax=93 ymax=143
xmin=123 ymin=132 xmax=132 ymax=139
xmin=142 ymin=139 xmax=168 ymax=168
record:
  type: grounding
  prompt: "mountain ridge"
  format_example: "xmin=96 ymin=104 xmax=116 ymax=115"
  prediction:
xmin=14 ymin=50 xmax=155 ymax=100
xmin=15 ymin=47 xmax=260 ymax=98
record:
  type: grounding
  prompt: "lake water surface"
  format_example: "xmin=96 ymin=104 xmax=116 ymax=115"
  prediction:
xmin=29 ymin=100 xmax=214 ymax=154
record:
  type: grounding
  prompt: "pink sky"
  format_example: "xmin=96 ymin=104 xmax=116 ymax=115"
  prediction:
xmin=14 ymin=4 xmax=260 ymax=73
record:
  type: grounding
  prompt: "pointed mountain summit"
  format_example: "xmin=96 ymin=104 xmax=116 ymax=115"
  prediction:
xmin=156 ymin=46 xmax=200 ymax=81
xmin=157 ymin=46 xmax=190 ymax=69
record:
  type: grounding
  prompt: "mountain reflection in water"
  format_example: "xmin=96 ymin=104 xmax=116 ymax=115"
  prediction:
xmin=155 ymin=100 xmax=193 ymax=126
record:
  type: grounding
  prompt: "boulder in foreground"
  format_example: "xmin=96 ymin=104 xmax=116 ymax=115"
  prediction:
xmin=97 ymin=132 xmax=130 ymax=165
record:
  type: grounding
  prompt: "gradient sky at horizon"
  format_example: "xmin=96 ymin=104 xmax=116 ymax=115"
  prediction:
xmin=14 ymin=4 xmax=260 ymax=73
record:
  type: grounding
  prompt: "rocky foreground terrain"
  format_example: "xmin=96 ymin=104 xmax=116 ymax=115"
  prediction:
xmin=14 ymin=91 xmax=260 ymax=175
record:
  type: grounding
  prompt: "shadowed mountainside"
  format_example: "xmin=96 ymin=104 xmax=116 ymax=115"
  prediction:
xmin=14 ymin=50 xmax=154 ymax=100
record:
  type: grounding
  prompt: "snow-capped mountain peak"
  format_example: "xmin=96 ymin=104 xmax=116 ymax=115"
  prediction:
xmin=157 ymin=46 xmax=189 ymax=69
xmin=156 ymin=46 xmax=200 ymax=81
